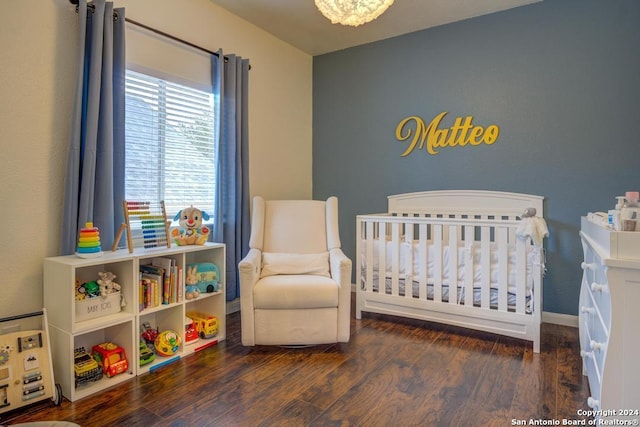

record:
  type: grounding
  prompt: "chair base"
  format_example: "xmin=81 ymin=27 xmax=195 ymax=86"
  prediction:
xmin=252 ymin=308 xmax=338 ymax=346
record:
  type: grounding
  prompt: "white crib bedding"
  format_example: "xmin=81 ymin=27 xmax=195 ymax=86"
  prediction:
xmin=360 ymin=275 xmax=532 ymax=312
xmin=360 ymin=239 xmax=541 ymax=293
xmin=360 ymin=240 xmax=540 ymax=313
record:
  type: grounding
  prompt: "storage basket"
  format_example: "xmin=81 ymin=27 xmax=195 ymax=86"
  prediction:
xmin=75 ymin=292 xmax=121 ymax=322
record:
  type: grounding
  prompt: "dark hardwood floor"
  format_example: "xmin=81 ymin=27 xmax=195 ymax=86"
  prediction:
xmin=1 ymin=295 xmax=591 ymax=426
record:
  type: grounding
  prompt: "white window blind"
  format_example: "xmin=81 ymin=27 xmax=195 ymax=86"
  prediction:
xmin=124 ymin=69 xmax=216 ymax=221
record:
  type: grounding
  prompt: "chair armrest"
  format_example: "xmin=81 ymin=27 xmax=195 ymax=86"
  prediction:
xmin=329 ymin=247 xmax=352 ymax=343
xmin=329 ymin=248 xmax=352 ymax=286
xmin=239 ymin=248 xmax=262 ymax=282
xmin=239 ymin=248 xmax=261 ymax=346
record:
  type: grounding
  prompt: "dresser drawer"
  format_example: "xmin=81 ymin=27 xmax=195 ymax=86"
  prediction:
xmin=581 ymin=347 xmax=601 ymax=408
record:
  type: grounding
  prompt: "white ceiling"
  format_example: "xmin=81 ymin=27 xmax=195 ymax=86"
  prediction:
xmin=210 ymin=0 xmax=542 ymax=56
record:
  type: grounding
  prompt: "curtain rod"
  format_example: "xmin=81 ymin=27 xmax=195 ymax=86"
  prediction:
xmin=68 ymin=0 xmax=250 ymax=68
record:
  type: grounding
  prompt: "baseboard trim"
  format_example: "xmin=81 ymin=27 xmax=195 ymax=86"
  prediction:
xmin=227 ymin=298 xmax=240 ymax=314
xmin=542 ymin=311 xmax=578 ymax=327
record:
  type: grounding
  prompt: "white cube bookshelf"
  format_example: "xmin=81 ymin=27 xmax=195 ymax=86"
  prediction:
xmin=44 ymin=242 xmax=226 ymax=401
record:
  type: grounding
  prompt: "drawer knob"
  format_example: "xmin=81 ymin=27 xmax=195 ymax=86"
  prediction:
xmin=587 ymin=396 xmax=600 ymax=409
xmin=580 ymin=350 xmax=594 ymax=359
xmin=590 ymin=340 xmax=605 ymax=351
xmin=581 ymin=306 xmax=595 ymax=314
xmin=581 ymin=262 xmax=596 ymax=271
xmin=591 ymin=282 xmax=607 ymax=293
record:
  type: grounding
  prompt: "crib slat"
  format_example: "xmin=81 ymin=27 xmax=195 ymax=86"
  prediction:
xmin=448 ymin=224 xmax=458 ymax=304
xmin=497 ymin=227 xmax=508 ymax=312
xmin=377 ymin=221 xmax=386 ymax=295
xmin=516 ymin=239 xmax=526 ymax=314
xmin=464 ymin=225 xmax=474 ymax=307
xmin=391 ymin=222 xmax=400 ymax=296
xmin=364 ymin=221 xmax=373 ymax=293
xmin=419 ymin=223 xmax=428 ymax=300
xmin=405 ymin=223 xmax=414 ymax=298
xmin=433 ymin=224 xmax=443 ymax=302
xmin=481 ymin=226 xmax=491 ymax=309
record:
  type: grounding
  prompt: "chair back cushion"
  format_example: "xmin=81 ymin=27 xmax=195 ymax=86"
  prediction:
xmin=262 ymin=200 xmax=328 ymax=253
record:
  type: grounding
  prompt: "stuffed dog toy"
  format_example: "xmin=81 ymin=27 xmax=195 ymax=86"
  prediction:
xmin=172 ymin=206 xmax=210 ymax=245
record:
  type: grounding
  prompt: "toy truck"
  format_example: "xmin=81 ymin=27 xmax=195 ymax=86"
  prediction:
xmin=74 ymin=347 xmax=103 ymax=387
xmin=186 ymin=311 xmax=218 ymax=339
xmin=91 ymin=342 xmax=129 ymax=378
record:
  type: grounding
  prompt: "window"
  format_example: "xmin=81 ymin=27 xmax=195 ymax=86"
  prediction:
xmin=124 ymin=70 xmax=216 ymax=222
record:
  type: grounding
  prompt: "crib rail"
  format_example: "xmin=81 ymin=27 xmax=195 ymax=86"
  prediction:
xmin=356 ymin=213 xmax=537 ymax=316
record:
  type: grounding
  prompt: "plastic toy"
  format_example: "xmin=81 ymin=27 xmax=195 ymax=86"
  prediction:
xmin=184 ymin=317 xmax=199 ymax=344
xmin=172 ymin=205 xmax=210 ymax=245
xmin=139 ymin=341 xmax=155 ymax=366
xmin=187 ymin=263 xmax=220 ymax=293
xmin=91 ymin=342 xmax=129 ymax=378
xmin=154 ymin=330 xmax=181 ymax=357
xmin=141 ymin=322 xmax=159 ymax=348
xmin=74 ymin=347 xmax=103 ymax=388
xmin=76 ymin=222 xmax=102 ymax=258
xmin=185 ymin=265 xmax=201 ymax=300
xmin=82 ymin=280 xmax=100 ymax=298
xmin=75 ymin=279 xmax=86 ymax=301
xmin=186 ymin=311 xmax=218 ymax=339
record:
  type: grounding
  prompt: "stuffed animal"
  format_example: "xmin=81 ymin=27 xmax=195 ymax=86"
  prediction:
xmin=172 ymin=206 xmax=210 ymax=245
xmin=185 ymin=265 xmax=201 ymax=300
xmin=97 ymin=271 xmax=121 ymax=295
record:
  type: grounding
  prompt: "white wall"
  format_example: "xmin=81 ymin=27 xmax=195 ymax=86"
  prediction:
xmin=0 ymin=0 xmax=312 ymax=317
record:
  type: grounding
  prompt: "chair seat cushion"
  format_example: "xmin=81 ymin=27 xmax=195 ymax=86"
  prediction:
xmin=253 ymin=274 xmax=339 ymax=309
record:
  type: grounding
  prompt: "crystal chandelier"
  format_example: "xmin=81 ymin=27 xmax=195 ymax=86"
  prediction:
xmin=314 ymin=0 xmax=395 ymax=27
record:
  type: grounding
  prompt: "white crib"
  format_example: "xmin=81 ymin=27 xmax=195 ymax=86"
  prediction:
xmin=356 ymin=190 xmax=545 ymax=352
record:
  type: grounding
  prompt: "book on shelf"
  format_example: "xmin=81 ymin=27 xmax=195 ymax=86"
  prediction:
xmin=138 ymin=256 xmax=185 ymax=309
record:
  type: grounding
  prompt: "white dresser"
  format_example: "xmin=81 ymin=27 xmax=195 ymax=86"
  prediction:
xmin=579 ymin=216 xmax=640 ymax=422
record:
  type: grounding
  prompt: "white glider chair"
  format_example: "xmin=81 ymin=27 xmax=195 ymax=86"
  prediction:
xmin=238 ymin=196 xmax=352 ymax=346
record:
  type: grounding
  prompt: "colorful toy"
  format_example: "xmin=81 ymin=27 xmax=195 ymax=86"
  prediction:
xmin=141 ymin=322 xmax=159 ymax=348
xmin=76 ymin=222 xmax=102 ymax=258
xmin=184 ymin=317 xmax=199 ymax=344
xmin=91 ymin=342 xmax=129 ymax=378
xmin=172 ymin=206 xmax=210 ymax=246
xmin=113 ymin=200 xmax=171 ymax=253
xmin=139 ymin=341 xmax=155 ymax=366
xmin=187 ymin=263 xmax=220 ymax=293
xmin=74 ymin=347 xmax=103 ymax=388
xmin=75 ymin=279 xmax=86 ymax=301
xmin=186 ymin=311 xmax=218 ymax=339
xmin=154 ymin=330 xmax=181 ymax=357
xmin=82 ymin=280 xmax=100 ymax=298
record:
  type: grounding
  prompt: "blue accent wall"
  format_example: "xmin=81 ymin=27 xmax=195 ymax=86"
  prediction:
xmin=312 ymin=0 xmax=640 ymax=315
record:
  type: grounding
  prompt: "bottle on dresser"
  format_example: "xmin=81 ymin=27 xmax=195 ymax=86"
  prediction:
xmin=608 ymin=191 xmax=640 ymax=231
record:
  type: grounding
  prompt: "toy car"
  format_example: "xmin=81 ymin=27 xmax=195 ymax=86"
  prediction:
xmin=92 ymin=342 xmax=129 ymax=378
xmin=139 ymin=340 xmax=155 ymax=366
xmin=184 ymin=317 xmax=199 ymax=343
xmin=74 ymin=347 xmax=103 ymax=388
xmin=141 ymin=321 xmax=159 ymax=347
xmin=187 ymin=263 xmax=220 ymax=293
xmin=186 ymin=311 xmax=218 ymax=339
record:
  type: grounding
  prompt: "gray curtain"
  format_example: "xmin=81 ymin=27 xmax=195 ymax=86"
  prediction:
xmin=211 ymin=50 xmax=250 ymax=301
xmin=61 ymin=0 xmax=126 ymax=255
